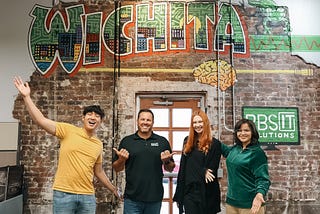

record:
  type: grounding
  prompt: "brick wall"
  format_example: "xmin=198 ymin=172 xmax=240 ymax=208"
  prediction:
xmin=13 ymin=55 xmax=320 ymax=213
xmin=12 ymin=1 xmax=320 ymax=213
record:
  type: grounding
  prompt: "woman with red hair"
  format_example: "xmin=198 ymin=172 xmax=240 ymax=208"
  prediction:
xmin=173 ymin=109 xmax=221 ymax=214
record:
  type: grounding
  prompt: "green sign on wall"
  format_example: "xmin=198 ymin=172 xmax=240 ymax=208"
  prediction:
xmin=242 ymin=107 xmax=300 ymax=145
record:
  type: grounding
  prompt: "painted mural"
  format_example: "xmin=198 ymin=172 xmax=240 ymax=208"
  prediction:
xmin=28 ymin=1 xmax=319 ymax=78
xmin=193 ymin=60 xmax=236 ymax=91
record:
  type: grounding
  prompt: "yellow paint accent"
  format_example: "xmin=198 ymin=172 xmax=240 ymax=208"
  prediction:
xmin=237 ymin=69 xmax=313 ymax=76
xmin=188 ymin=15 xmax=201 ymax=34
xmin=179 ymin=18 xmax=184 ymax=29
xmin=79 ymin=68 xmax=313 ymax=76
xmin=79 ymin=68 xmax=192 ymax=73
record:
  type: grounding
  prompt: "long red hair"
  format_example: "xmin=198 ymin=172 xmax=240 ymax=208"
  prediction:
xmin=183 ymin=110 xmax=212 ymax=154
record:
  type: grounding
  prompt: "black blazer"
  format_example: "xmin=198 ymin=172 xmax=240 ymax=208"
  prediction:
xmin=173 ymin=137 xmax=222 ymax=214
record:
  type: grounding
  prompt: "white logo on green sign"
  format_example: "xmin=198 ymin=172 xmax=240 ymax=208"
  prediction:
xmin=243 ymin=107 xmax=299 ymax=145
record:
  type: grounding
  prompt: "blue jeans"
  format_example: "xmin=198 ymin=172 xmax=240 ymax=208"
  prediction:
xmin=53 ymin=190 xmax=96 ymax=214
xmin=124 ymin=198 xmax=162 ymax=214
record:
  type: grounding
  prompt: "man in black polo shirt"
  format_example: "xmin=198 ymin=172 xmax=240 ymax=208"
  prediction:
xmin=113 ymin=109 xmax=175 ymax=214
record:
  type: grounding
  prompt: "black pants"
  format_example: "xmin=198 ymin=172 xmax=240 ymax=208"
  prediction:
xmin=183 ymin=183 xmax=203 ymax=214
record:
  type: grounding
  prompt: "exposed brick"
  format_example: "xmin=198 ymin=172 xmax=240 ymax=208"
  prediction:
xmin=11 ymin=2 xmax=320 ymax=214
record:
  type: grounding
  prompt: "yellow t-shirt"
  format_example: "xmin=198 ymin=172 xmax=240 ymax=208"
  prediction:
xmin=53 ymin=122 xmax=103 ymax=194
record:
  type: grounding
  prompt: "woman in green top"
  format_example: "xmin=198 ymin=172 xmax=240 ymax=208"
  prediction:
xmin=221 ymin=119 xmax=271 ymax=214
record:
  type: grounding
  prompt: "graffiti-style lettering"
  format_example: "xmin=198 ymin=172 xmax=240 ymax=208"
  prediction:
xmin=28 ymin=3 xmax=248 ymax=76
xmin=29 ymin=5 xmax=85 ymax=76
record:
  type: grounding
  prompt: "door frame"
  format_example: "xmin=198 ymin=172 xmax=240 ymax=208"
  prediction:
xmin=136 ymin=91 xmax=207 ymax=214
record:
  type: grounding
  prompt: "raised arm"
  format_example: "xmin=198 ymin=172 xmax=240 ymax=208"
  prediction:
xmin=14 ymin=76 xmax=56 ymax=135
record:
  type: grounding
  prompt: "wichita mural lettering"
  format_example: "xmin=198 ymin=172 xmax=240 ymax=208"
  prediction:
xmin=29 ymin=2 xmax=248 ymax=76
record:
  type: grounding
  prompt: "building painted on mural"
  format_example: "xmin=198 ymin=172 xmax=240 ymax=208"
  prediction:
xmin=10 ymin=0 xmax=320 ymax=213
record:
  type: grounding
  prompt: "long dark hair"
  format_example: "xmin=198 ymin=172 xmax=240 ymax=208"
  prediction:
xmin=234 ymin=118 xmax=260 ymax=145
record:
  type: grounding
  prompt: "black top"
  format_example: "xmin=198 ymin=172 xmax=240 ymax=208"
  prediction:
xmin=173 ymin=137 xmax=222 ymax=214
xmin=113 ymin=131 xmax=172 ymax=202
xmin=185 ymin=146 xmax=206 ymax=186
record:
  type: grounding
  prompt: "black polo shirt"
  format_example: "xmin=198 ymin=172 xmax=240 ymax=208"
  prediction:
xmin=113 ymin=131 xmax=172 ymax=202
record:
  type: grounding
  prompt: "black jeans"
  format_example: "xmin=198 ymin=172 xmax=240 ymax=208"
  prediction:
xmin=183 ymin=183 xmax=203 ymax=214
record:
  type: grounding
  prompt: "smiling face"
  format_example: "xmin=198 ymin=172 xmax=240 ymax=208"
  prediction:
xmin=137 ymin=111 xmax=154 ymax=139
xmin=82 ymin=112 xmax=102 ymax=135
xmin=236 ymin=123 xmax=252 ymax=148
xmin=193 ymin=115 xmax=204 ymax=134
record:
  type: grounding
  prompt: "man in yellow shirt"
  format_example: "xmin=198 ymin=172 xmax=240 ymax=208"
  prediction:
xmin=14 ymin=76 xmax=119 ymax=214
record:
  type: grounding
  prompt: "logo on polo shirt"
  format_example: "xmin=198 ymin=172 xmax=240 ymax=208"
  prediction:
xmin=150 ymin=142 xmax=159 ymax=147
